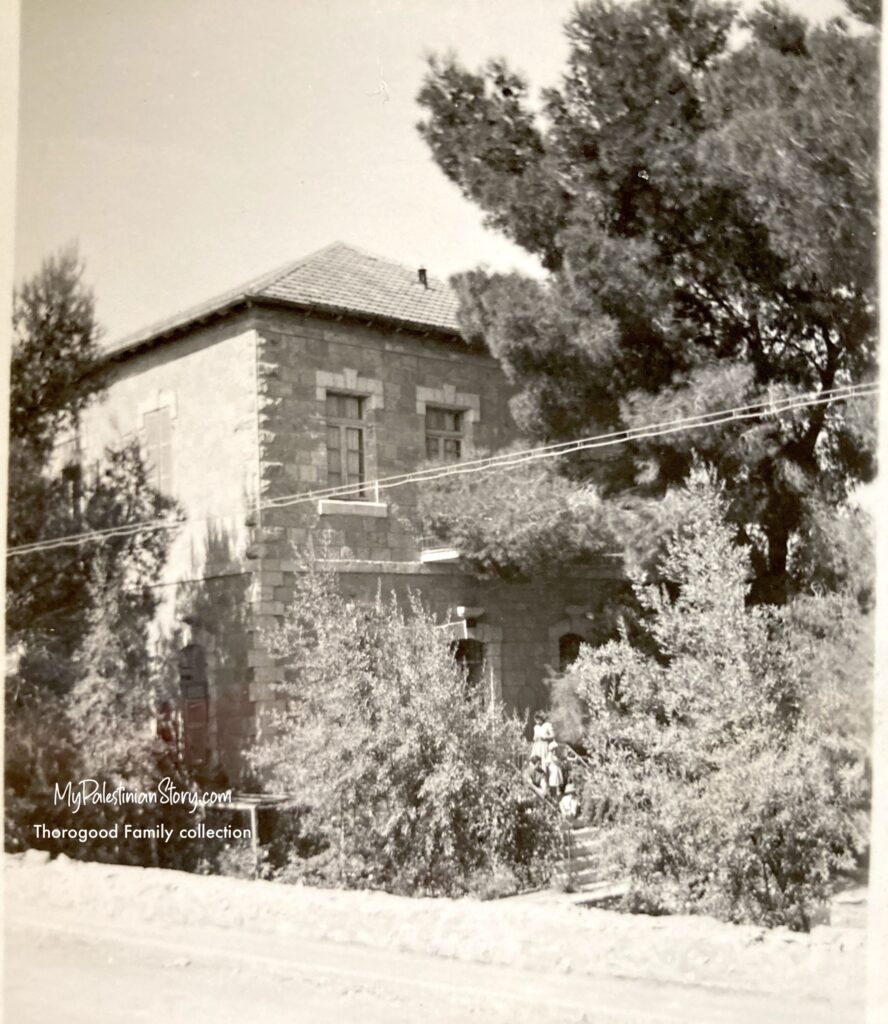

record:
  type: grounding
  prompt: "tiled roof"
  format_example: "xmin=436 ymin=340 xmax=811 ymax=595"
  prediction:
xmin=107 ymin=242 xmax=463 ymax=356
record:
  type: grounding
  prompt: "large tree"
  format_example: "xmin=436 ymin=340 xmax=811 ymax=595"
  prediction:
xmin=417 ymin=0 xmax=877 ymax=602
xmin=5 ymin=248 xmax=186 ymax=858
xmin=6 ymin=248 xmax=176 ymax=700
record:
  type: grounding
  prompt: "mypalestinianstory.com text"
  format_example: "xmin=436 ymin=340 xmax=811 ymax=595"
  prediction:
xmin=52 ymin=778 xmax=233 ymax=815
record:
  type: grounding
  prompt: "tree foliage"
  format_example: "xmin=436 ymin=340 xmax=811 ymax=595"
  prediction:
xmin=5 ymin=249 xmax=190 ymax=864
xmin=6 ymin=248 xmax=177 ymax=701
xmin=417 ymin=0 xmax=878 ymax=602
xmin=557 ymin=470 xmax=870 ymax=929
xmin=11 ymin=247 xmax=105 ymax=455
xmin=418 ymin=454 xmax=620 ymax=580
xmin=5 ymin=579 xmax=207 ymax=870
xmin=251 ymin=563 xmax=559 ymax=896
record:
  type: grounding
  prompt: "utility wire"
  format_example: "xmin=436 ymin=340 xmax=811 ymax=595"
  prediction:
xmin=6 ymin=381 xmax=877 ymax=559
xmin=265 ymin=381 xmax=877 ymax=508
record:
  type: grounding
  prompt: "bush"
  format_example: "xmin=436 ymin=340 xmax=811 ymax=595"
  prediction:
xmin=562 ymin=468 xmax=871 ymax=930
xmin=5 ymin=582 xmax=218 ymax=872
xmin=251 ymin=560 xmax=560 ymax=895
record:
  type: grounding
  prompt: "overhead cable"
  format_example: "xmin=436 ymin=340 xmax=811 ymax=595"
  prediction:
xmin=6 ymin=381 xmax=877 ymax=558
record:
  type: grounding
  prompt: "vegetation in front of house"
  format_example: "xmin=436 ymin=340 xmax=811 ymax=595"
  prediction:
xmin=552 ymin=469 xmax=871 ymax=930
xmin=250 ymin=563 xmax=561 ymax=897
xmin=411 ymin=0 xmax=876 ymax=927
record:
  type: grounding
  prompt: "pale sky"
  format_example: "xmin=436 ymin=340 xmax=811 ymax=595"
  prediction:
xmin=14 ymin=0 xmax=852 ymax=343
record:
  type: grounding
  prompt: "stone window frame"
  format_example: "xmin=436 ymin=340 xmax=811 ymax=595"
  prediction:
xmin=315 ymin=369 xmax=386 ymax=515
xmin=425 ymin=406 xmax=464 ymax=463
xmin=324 ymin=392 xmax=369 ymax=498
xmin=416 ymin=385 xmax=480 ymax=460
xmin=547 ymin=607 xmax=595 ymax=673
xmin=136 ymin=390 xmax=178 ymax=496
xmin=465 ymin=622 xmax=503 ymax=703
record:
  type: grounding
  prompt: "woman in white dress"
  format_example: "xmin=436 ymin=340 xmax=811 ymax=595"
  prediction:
xmin=530 ymin=710 xmax=555 ymax=767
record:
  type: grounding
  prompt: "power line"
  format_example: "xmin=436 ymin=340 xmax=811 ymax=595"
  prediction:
xmin=6 ymin=381 xmax=877 ymax=559
xmin=266 ymin=381 xmax=877 ymax=508
xmin=8 ymin=382 xmax=876 ymax=556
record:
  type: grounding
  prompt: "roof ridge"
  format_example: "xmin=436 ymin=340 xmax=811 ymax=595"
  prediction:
xmin=105 ymin=240 xmax=461 ymax=357
xmin=310 ymin=240 xmax=449 ymax=288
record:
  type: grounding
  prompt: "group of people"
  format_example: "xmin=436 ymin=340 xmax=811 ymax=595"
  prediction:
xmin=524 ymin=710 xmax=579 ymax=820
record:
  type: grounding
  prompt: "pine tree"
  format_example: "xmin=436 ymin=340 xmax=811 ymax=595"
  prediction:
xmin=417 ymin=0 xmax=877 ymax=602
xmin=6 ymin=248 xmax=176 ymax=701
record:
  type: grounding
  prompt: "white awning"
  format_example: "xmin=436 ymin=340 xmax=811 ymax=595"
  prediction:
xmin=435 ymin=619 xmax=469 ymax=640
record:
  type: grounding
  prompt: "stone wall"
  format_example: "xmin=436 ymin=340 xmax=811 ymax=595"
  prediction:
xmin=242 ymin=307 xmax=627 ymax=745
xmin=83 ymin=317 xmax=262 ymax=781
xmin=86 ymin=304 xmax=624 ymax=782
xmin=244 ymin=307 xmax=521 ymax=730
xmin=326 ymin=562 xmax=626 ymax=721
xmin=252 ymin=305 xmax=517 ymax=561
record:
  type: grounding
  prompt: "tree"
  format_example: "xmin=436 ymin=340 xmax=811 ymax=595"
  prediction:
xmin=5 ymin=249 xmax=183 ymax=860
xmin=11 ymin=248 xmax=106 ymax=451
xmin=6 ymin=248 xmax=176 ymax=701
xmin=418 ymin=452 xmax=621 ymax=581
xmin=251 ymin=562 xmax=558 ymax=896
xmin=417 ymin=0 xmax=878 ymax=602
xmin=7 ymin=575 xmax=204 ymax=870
xmin=559 ymin=469 xmax=870 ymax=929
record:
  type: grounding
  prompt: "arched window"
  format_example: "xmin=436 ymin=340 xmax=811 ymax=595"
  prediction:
xmin=559 ymin=632 xmax=584 ymax=672
xmin=451 ymin=638 xmax=485 ymax=691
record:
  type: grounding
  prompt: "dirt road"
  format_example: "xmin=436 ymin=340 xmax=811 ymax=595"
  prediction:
xmin=5 ymin=908 xmax=861 ymax=1024
xmin=5 ymin=854 xmax=867 ymax=1023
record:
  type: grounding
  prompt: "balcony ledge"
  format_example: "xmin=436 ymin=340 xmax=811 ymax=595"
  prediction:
xmin=317 ymin=499 xmax=388 ymax=518
xmin=419 ymin=547 xmax=462 ymax=563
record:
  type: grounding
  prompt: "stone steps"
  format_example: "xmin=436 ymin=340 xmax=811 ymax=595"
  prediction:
xmin=553 ymin=825 xmax=616 ymax=892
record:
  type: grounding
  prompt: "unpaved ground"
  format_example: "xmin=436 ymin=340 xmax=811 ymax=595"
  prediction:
xmin=4 ymin=853 xmax=867 ymax=1023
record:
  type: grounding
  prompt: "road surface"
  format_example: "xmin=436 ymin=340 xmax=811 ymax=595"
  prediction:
xmin=5 ymin=909 xmax=861 ymax=1024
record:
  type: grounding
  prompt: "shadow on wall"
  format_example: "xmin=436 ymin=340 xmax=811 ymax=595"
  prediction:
xmin=155 ymin=521 xmax=255 ymax=788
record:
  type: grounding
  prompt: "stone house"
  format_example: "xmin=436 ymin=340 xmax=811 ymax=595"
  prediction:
xmin=76 ymin=242 xmax=622 ymax=783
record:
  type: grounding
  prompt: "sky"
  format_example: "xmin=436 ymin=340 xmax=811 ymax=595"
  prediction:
xmin=14 ymin=0 xmax=852 ymax=344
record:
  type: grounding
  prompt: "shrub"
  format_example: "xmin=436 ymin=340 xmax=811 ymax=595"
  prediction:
xmin=251 ymin=561 xmax=559 ymax=895
xmin=564 ymin=468 xmax=871 ymax=930
xmin=5 ymin=582 xmax=217 ymax=872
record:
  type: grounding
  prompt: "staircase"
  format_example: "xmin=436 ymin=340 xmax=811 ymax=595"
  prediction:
xmin=553 ymin=824 xmax=611 ymax=892
xmin=521 ymin=741 xmax=626 ymax=896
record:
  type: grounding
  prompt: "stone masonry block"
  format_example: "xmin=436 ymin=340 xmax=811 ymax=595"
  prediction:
xmin=254 ymin=598 xmax=284 ymax=614
xmin=253 ymin=601 xmax=286 ymax=616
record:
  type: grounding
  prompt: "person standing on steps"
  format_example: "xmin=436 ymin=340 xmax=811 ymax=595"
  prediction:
xmin=559 ymin=782 xmax=579 ymax=820
xmin=547 ymin=743 xmax=565 ymax=800
xmin=530 ymin=710 xmax=554 ymax=768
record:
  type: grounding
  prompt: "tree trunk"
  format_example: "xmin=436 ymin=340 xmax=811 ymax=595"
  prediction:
xmin=750 ymin=516 xmax=791 ymax=606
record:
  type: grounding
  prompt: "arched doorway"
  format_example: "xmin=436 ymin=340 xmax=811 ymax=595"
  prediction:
xmin=451 ymin=637 xmax=485 ymax=692
xmin=558 ymin=632 xmax=585 ymax=672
